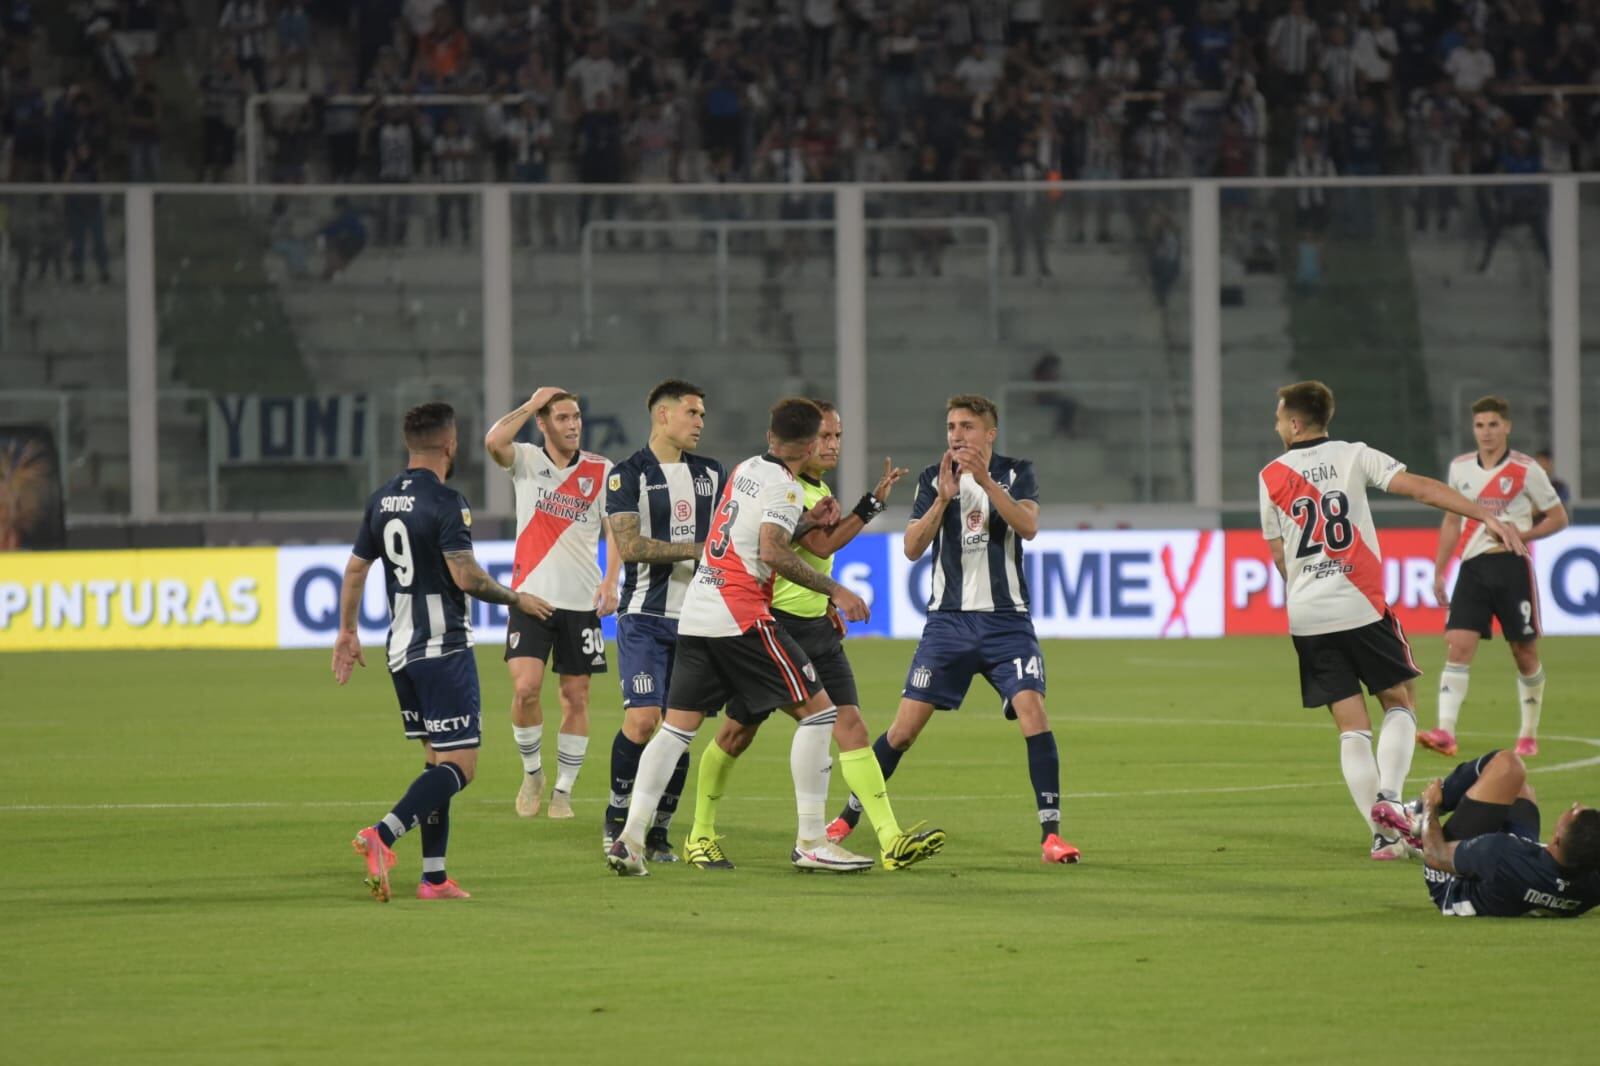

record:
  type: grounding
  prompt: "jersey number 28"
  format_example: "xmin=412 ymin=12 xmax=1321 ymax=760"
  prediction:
xmin=1290 ymin=491 xmax=1353 ymax=559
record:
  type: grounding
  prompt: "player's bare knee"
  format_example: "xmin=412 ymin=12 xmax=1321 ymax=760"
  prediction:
xmin=715 ymin=718 xmax=755 ymax=757
xmin=1520 ymin=781 xmax=1538 ymax=804
xmin=622 ymin=706 xmax=660 ymax=744
xmin=833 ymin=707 xmax=870 ymax=751
xmin=1487 ymin=749 xmax=1527 ymax=787
xmin=1509 ymin=641 xmax=1540 ymax=673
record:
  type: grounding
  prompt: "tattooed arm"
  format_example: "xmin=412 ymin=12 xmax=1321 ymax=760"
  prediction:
xmin=758 ymin=522 xmax=868 ymax=621
xmin=445 ymin=551 xmax=553 ymax=618
xmin=607 ymin=512 xmax=701 ymax=564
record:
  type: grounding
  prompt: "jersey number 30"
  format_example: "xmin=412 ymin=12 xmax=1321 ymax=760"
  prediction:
xmin=1290 ymin=491 xmax=1353 ymax=559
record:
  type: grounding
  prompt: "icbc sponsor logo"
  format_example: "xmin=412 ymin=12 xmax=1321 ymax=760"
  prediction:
xmin=1225 ymin=529 xmax=1456 ymax=636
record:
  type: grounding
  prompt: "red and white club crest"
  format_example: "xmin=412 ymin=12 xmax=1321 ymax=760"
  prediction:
xmin=579 ymin=477 xmax=595 ymax=496
xmin=675 ymin=499 xmax=693 ymax=522
xmin=1498 ymin=475 xmax=1514 ymax=494
xmin=966 ymin=510 xmax=985 ymax=532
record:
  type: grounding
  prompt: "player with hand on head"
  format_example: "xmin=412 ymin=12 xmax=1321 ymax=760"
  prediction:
xmin=1258 ymin=381 xmax=1527 ymax=861
xmin=600 ymin=379 xmax=726 ymax=862
xmin=682 ymin=401 xmax=945 ymax=872
xmin=335 ymin=402 xmax=553 ymax=902
xmin=1419 ymin=396 xmax=1568 ymax=759
xmin=606 ymin=398 xmax=876 ymax=876
xmin=1372 ymin=750 xmax=1600 ymax=918
xmin=485 ymin=387 xmax=619 ymax=821
xmin=829 ymin=394 xmax=1081 ymax=864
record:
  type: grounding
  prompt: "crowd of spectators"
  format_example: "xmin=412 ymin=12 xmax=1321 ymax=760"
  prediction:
xmin=3 ymin=2 xmax=1600 ymax=273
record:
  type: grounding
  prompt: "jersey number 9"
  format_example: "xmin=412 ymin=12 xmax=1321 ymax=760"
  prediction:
xmin=383 ymin=518 xmax=415 ymax=586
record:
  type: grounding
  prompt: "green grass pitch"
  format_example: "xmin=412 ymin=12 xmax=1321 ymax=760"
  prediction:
xmin=4 ymin=636 xmax=1596 ymax=1065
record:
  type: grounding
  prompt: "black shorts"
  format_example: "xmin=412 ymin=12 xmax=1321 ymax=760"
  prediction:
xmin=1290 ymin=611 xmax=1422 ymax=707
xmin=727 ymin=609 xmax=856 ymax=720
xmin=1446 ymin=553 xmax=1541 ymax=642
xmin=667 ymin=620 xmax=821 ymax=725
xmin=504 ymin=607 xmax=608 ymax=675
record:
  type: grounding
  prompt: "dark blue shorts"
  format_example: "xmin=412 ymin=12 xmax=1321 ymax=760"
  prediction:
xmin=616 ymin=613 xmax=678 ymax=709
xmin=902 ymin=611 xmax=1045 ymax=717
xmin=390 ymin=650 xmax=482 ymax=751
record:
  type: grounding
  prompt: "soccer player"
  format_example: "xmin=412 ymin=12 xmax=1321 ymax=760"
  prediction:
xmin=1418 ymin=396 xmax=1568 ymax=759
xmin=601 ymin=379 xmax=726 ymax=861
xmin=485 ymin=387 xmax=619 ymax=820
xmin=684 ymin=402 xmax=945 ymax=871
xmin=334 ymin=402 xmax=552 ymax=902
xmin=828 ymin=394 xmax=1082 ymax=865
xmin=1258 ymin=381 xmax=1528 ymax=860
xmin=605 ymin=398 xmax=876 ymax=876
xmin=1372 ymin=751 xmax=1600 ymax=918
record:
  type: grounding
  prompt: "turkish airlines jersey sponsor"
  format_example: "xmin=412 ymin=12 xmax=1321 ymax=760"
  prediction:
xmin=1447 ymin=450 xmax=1560 ymax=561
xmin=506 ymin=443 xmax=612 ymax=610
xmin=679 ymin=454 xmax=805 ymax=638
xmin=1259 ymin=439 xmax=1404 ymax=636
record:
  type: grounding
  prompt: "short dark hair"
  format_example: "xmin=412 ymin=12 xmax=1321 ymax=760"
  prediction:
xmin=1471 ymin=395 xmax=1511 ymax=419
xmin=537 ymin=391 xmax=580 ymax=418
xmin=769 ymin=397 xmax=823 ymax=443
xmin=947 ymin=393 xmax=999 ymax=428
xmin=811 ymin=399 xmax=838 ymax=416
xmin=1561 ymin=809 xmax=1600 ymax=874
xmin=403 ymin=402 xmax=456 ymax=451
xmin=1277 ymin=381 xmax=1335 ymax=429
xmin=646 ymin=379 xmax=705 ymax=411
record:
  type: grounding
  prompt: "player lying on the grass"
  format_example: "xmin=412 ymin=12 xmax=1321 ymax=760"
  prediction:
xmin=601 ymin=379 xmax=726 ymax=862
xmin=334 ymin=402 xmax=552 ymax=902
xmin=1258 ymin=380 xmax=1527 ymax=861
xmin=606 ymin=398 xmax=877 ymax=876
xmin=683 ymin=402 xmax=944 ymax=872
xmin=1419 ymin=395 xmax=1567 ymax=760
xmin=829 ymin=393 xmax=1082 ymax=864
xmin=1373 ymin=750 xmax=1600 ymax=918
xmin=486 ymin=387 xmax=618 ymax=822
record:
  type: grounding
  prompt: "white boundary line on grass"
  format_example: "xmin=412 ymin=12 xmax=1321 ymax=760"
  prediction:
xmin=8 ymin=731 xmax=1598 ymax=812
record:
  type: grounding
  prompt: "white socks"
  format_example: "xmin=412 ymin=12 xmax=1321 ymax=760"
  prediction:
xmin=555 ymin=733 xmax=589 ymax=794
xmin=1339 ymin=730 xmax=1379 ymax=832
xmin=622 ymin=723 xmax=694 ymax=845
xmin=512 ymin=724 xmax=543 ymax=775
xmin=1436 ymin=663 xmax=1469 ymax=735
xmin=1376 ymin=707 xmax=1416 ymax=801
xmin=791 ymin=706 xmax=838 ymax=844
xmin=1518 ymin=667 xmax=1546 ymax=739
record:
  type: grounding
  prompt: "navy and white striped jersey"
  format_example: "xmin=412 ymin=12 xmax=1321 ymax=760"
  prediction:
xmin=352 ymin=468 xmax=476 ymax=671
xmin=605 ymin=446 xmax=726 ymax=619
xmin=910 ymin=453 xmax=1039 ymax=614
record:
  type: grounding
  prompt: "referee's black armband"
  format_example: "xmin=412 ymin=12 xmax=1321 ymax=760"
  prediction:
xmin=852 ymin=493 xmax=887 ymax=524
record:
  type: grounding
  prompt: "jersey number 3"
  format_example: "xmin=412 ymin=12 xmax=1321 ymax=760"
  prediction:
xmin=1290 ymin=491 xmax=1353 ymax=559
xmin=706 ymin=500 xmax=740 ymax=560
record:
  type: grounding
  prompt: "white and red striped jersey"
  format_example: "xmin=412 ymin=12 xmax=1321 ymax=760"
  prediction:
xmin=1446 ymin=450 xmax=1561 ymax=561
xmin=506 ymin=443 xmax=613 ymax=610
xmin=1259 ymin=438 xmax=1405 ymax=636
xmin=678 ymin=453 xmax=805 ymax=638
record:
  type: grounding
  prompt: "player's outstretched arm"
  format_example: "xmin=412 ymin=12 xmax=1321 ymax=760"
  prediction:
xmin=607 ymin=512 xmax=700 ymax=564
xmin=1386 ymin=472 xmax=1528 ymax=557
xmin=759 ymin=522 xmax=869 ymax=621
xmin=797 ymin=458 xmax=907 ymax=558
xmin=444 ymin=550 xmax=553 ymax=618
xmin=333 ymin=554 xmax=373 ymax=684
xmin=484 ymin=387 xmax=563 ymax=470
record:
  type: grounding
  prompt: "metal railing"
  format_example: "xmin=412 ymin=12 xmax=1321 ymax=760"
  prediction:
xmin=578 ymin=216 xmax=1000 ymax=346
